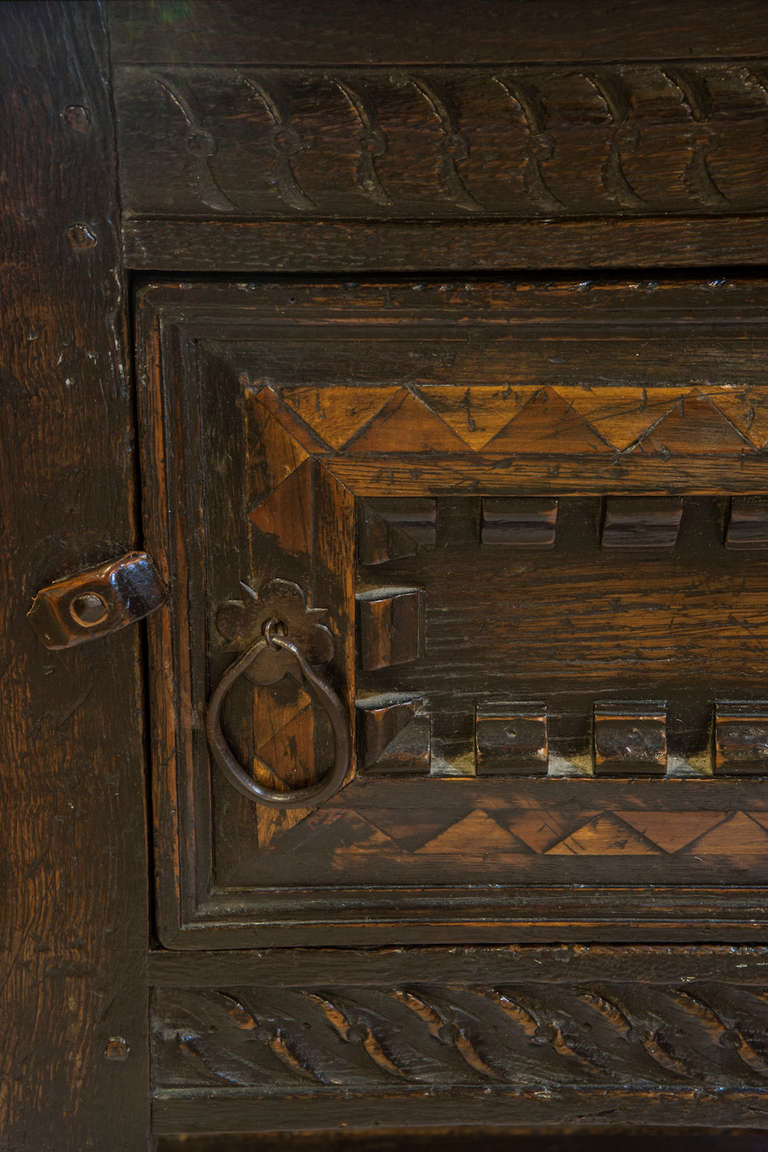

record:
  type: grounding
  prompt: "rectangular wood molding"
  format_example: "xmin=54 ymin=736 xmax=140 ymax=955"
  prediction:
xmin=726 ymin=496 xmax=768 ymax=549
xmin=602 ymin=497 xmax=683 ymax=549
xmin=715 ymin=702 xmax=768 ymax=775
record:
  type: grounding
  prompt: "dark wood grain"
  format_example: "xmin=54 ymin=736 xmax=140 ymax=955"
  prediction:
xmin=155 ymin=1131 xmax=768 ymax=1152
xmin=12 ymin=2 xmax=768 ymax=1143
xmin=135 ymin=278 xmax=768 ymax=950
xmin=108 ymin=1 xmax=768 ymax=65
xmin=148 ymin=943 xmax=768 ymax=986
xmin=153 ymin=1091 xmax=768 ymax=1137
xmin=0 ymin=3 xmax=148 ymax=1149
xmin=122 ymin=215 xmax=768 ymax=272
xmin=149 ymin=945 xmax=768 ymax=1134
xmin=108 ymin=0 xmax=768 ymax=273
xmin=112 ymin=61 xmax=768 ymax=221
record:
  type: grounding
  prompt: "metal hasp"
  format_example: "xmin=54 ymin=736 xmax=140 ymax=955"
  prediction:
xmin=27 ymin=551 xmax=166 ymax=649
xmin=206 ymin=578 xmax=350 ymax=808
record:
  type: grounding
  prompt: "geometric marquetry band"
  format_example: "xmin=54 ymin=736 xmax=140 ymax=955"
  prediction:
xmin=269 ymin=382 xmax=768 ymax=458
xmin=356 ymin=696 xmax=768 ymax=779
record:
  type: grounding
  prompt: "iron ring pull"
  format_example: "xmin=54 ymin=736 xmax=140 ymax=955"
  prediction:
xmin=206 ymin=623 xmax=350 ymax=809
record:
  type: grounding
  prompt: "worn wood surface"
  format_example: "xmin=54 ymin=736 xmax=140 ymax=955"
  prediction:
xmin=153 ymin=1092 xmax=768 ymax=1137
xmin=112 ymin=63 xmax=768 ymax=220
xmin=121 ymin=216 xmax=768 ymax=273
xmin=147 ymin=943 xmax=768 ymax=985
xmin=136 ymin=278 xmax=768 ymax=949
xmin=155 ymin=1131 xmax=768 ymax=1152
xmin=107 ymin=1 xmax=768 ymax=271
xmin=149 ymin=946 xmax=768 ymax=1134
xmin=0 ymin=3 xmax=148 ymax=1150
xmin=7 ymin=3 xmax=768 ymax=1141
xmin=108 ymin=1 xmax=768 ymax=65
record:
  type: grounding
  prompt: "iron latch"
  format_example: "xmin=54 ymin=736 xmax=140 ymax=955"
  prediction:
xmin=27 ymin=551 xmax=166 ymax=650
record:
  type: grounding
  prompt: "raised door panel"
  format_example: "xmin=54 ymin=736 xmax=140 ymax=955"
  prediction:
xmin=136 ymin=278 xmax=768 ymax=947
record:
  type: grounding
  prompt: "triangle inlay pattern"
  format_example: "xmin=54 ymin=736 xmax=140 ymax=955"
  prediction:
xmin=261 ymin=800 xmax=768 ymax=857
xmin=274 ymin=384 xmax=764 ymax=454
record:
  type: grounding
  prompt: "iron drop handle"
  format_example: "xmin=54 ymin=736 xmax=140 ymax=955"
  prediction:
xmin=205 ymin=579 xmax=350 ymax=808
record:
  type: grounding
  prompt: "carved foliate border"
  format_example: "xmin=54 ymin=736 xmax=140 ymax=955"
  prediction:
xmin=151 ymin=946 xmax=768 ymax=1130
xmin=154 ymin=980 xmax=768 ymax=1090
xmin=116 ymin=63 xmax=768 ymax=220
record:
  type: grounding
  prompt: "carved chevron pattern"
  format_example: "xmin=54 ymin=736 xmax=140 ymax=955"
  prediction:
xmin=263 ymin=797 xmax=768 ymax=859
xmin=118 ymin=63 xmax=768 ymax=218
xmin=267 ymin=384 xmax=761 ymax=456
xmin=153 ymin=980 xmax=768 ymax=1089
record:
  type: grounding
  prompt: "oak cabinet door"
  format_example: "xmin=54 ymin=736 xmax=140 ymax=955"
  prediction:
xmin=137 ymin=278 xmax=768 ymax=948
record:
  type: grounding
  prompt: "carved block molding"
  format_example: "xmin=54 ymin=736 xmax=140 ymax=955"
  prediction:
xmin=602 ymin=497 xmax=683 ymax=549
xmin=475 ymin=702 xmax=549 ymax=775
xmin=357 ymin=694 xmax=431 ymax=775
xmin=727 ymin=497 xmax=768 ymax=549
xmin=594 ymin=702 xmax=668 ymax=777
xmin=715 ymin=703 xmax=768 ymax=775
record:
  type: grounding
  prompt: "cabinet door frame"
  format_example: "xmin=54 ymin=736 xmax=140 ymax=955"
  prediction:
xmin=0 ymin=3 xmax=149 ymax=1148
xmin=138 ymin=278 xmax=768 ymax=950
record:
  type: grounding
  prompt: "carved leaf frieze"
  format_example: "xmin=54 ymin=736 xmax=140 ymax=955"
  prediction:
xmin=152 ymin=982 xmax=768 ymax=1090
xmin=116 ymin=63 xmax=768 ymax=219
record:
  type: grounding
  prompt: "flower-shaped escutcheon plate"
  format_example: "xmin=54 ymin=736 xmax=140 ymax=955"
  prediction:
xmin=214 ymin=578 xmax=334 ymax=686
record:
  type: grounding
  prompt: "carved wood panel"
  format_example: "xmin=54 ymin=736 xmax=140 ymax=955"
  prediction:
xmin=154 ymin=979 xmax=768 ymax=1090
xmin=115 ymin=64 xmax=768 ymax=221
xmin=136 ymin=278 xmax=768 ymax=948
xmin=149 ymin=944 xmax=768 ymax=1133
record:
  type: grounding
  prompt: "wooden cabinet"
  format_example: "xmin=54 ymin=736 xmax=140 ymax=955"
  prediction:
xmin=7 ymin=2 xmax=768 ymax=1148
xmin=139 ymin=278 xmax=768 ymax=950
